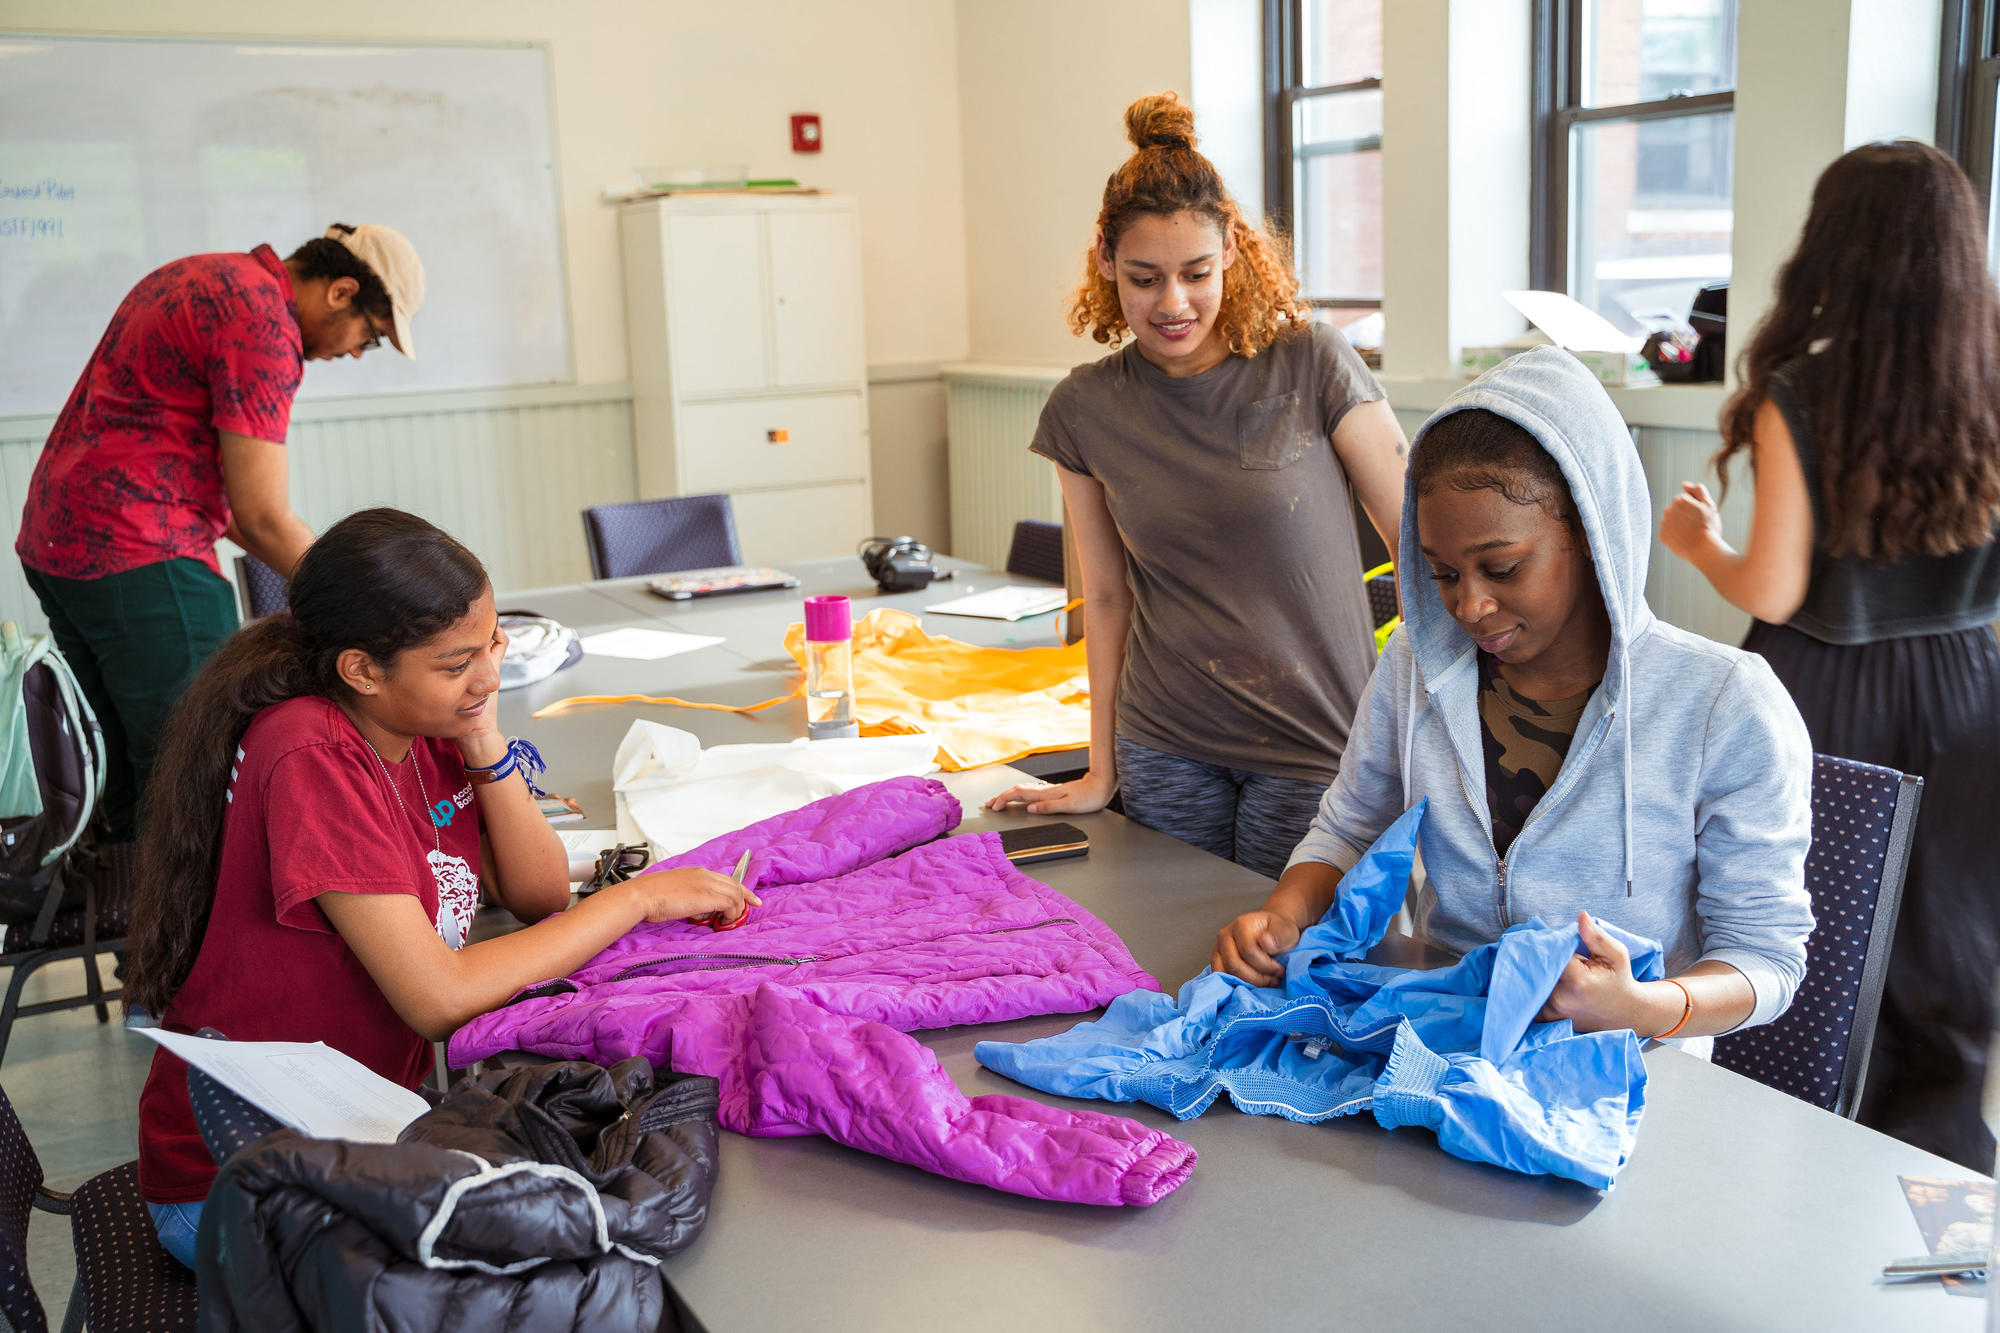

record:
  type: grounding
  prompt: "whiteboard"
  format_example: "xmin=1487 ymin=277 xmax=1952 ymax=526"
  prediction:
xmin=0 ymin=35 xmax=572 ymax=417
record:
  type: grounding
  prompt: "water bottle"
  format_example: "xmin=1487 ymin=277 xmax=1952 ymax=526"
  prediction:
xmin=803 ymin=594 xmax=859 ymax=740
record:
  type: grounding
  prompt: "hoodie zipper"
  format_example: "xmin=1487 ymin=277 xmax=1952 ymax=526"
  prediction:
xmin=1455 ymin=707 xmax=1617 ymax=931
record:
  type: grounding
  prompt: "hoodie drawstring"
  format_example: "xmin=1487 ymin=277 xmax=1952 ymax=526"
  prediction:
xmin=1402 ymin=660 xmax=1420 ymax=809
xmin=1621 ymin=645 xmax=1633 ymax=897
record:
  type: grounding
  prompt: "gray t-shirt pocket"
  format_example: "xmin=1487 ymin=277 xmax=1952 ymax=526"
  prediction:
xmin=1237 ymin=391 xmax=1310 ymax=471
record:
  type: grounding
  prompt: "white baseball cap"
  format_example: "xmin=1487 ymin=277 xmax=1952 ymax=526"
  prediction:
xmin=326 ymin=223 xmax=425 ymax=359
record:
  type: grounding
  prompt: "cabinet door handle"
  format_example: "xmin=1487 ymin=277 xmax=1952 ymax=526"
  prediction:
xmin=767 ymin=429 xmax=790 ymax=444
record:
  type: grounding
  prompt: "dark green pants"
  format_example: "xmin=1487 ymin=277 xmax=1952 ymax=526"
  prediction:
xmin=24 ymin=559 xmax=240 ymax=841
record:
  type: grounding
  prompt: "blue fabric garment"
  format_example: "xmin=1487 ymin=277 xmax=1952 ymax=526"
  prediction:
xmin=976 ymin=800 xmax=1661 ymax=1190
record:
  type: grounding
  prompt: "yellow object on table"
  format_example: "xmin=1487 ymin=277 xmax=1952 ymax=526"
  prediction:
xmin=534 ymin=607 xmax=1090 ymax=773
xmin=780 ymin=609 xmax=1088 ymax=771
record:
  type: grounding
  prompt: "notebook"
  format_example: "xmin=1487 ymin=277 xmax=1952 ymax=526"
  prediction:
xmin=923 ymin=585 xmax=1069 ymax=621
xmin=645 ymin=565 xmax=800 ymax=600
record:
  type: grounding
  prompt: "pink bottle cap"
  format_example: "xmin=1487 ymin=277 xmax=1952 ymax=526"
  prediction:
xmin=803 ymin=594 xmax=852 ymax=642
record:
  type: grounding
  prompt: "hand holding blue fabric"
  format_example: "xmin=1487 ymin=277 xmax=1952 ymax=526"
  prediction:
xmin=1209 ymin=910 xmax=1302 ymax=987
xmin=1538 ymin=910 xmax=1671 ymax=1035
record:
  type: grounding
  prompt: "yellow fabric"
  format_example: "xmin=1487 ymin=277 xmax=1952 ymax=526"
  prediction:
xmin=780 ymin=608 xmax=1088 ymax=771
xmin=533 ymin=607 xmax=1090 ymax=773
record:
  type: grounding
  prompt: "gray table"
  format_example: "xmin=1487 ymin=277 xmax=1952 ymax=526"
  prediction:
xmin=495 ymin=562 xmax=1980 ymax=1332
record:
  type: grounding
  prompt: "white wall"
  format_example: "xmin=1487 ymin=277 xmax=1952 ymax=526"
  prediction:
xmin=955 ymin=0 xmax=1194 ymax=367
xmin=1190 ymin=0 xmax=1266 ymax=212
xmin=1730 ymin=0 xmax=1944 ymax=383
xmin=0 ymin=0 xmax=971 ymax=380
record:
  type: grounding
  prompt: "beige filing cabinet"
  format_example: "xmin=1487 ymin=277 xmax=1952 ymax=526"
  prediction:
xmin=619 ymin=194 xmax=872 ymax=563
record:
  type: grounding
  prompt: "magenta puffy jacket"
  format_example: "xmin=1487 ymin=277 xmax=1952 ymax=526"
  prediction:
xmin=449 ymin=777 xmax=1196 ymax=1207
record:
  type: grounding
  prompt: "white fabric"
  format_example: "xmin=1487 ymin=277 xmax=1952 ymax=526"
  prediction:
xmin=611 ymin=720 xmax=940 ymax=856
xmin=498 ymin=616 xmax=579 ymax=691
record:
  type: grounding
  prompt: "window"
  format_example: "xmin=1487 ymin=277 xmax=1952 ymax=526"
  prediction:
xmin=1263 ymin=0 xmax=1384 ymax=354
xmin=1532 ymin=0 xmax=1738 ymax=336
xmin=1939 ymin=0 xmax=2000 ymax=271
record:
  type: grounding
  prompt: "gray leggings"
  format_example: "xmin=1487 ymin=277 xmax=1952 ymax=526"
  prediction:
xmin=1114 ymin=735 xmax=1331 ymax=880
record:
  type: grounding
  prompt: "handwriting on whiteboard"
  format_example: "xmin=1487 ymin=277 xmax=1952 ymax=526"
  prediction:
xmin=0 ymin=179 xmax=75 ymax=201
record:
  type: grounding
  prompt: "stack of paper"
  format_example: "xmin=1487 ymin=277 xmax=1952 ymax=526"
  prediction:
xmin=923 ymin=585 xmax=1067 ymax=622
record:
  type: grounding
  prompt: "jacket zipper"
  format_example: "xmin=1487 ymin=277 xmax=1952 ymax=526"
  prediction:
xmin=981 ymin=917 xmax=1076 ymax=934
xmin=610 ymin=919 xmax=1075 ymax=982
xmin=612 ymin=951 xmax=822 ymax=981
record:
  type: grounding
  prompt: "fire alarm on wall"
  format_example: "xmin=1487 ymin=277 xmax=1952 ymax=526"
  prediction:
xmin=791 ymin=113 xmax=822 ymax=153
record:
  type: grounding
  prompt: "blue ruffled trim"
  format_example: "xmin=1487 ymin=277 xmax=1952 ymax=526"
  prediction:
xmin=1372 ymin=1025 xmax=1448 ymax=1131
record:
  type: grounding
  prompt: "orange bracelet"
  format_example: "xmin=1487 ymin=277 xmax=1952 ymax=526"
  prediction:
xmin=1657 ymin=978 xmax=1694 ymax=1039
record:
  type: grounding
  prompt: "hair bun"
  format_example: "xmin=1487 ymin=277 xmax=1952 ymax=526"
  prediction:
xmin=1125 ymin=92 xmax=1197 ymax=152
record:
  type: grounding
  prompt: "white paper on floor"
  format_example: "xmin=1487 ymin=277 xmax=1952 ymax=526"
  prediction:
xmin=611 ymin=720 xmax=940 ymax=856
xmin=579 ymin=627 xmax=725 ymax=660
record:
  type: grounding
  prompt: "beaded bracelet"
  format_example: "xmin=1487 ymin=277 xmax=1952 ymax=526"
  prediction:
xmin=464 ymin=737 xmax=551 ymax=798
xmin=1658 ymin=978 xmax=1694 ymax=1039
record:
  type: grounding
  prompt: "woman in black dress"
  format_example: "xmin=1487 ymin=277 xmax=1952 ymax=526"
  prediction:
xmin=1662 ymin=140 xmax=2000 ymax=1170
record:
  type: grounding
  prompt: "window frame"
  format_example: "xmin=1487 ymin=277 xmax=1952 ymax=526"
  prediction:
xmin=1262 ymin=0 xmax=1384 ymax=312
xmin=1529 ymin=0 xmax=1738 ymax=294
xmin=1939 ymin=0 xmax=2000 ymax=208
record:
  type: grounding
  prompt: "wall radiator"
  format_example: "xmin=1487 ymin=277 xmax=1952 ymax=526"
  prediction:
xmin=942 ymin=364 xmax=1067 ymax=568
xmin=0 ymin=385 xmax=637 ymax=635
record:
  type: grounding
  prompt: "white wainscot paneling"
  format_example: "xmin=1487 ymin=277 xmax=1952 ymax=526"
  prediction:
xmin=1635 ymin=425 xmax=1750 ymax=645
xmin=942 ymin=365 xmax=1066 ymax=567
xmin=0 ymin=386 xmax=637 ymax=636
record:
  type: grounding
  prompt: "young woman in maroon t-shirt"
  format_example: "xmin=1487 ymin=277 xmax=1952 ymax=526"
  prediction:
xmin=122 ymin=508 xmax=755 ymax=1268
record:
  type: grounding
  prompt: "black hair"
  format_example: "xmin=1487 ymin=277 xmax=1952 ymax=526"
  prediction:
xmin=125 ymin=508 xmax=489 ymax=1018
xmin=1410 ymin=408 xmax=1582 ymax=535
xmin=285 ymin=224 xmax=393 ymax=322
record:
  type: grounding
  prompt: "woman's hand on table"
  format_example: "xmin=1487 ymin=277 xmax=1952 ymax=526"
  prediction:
xmin=617 ymin=867 xmax=759 ymax=926
xmin=1211 ymin=909 xmax=1304 ymax=987
xmin=1538 ymin=911 xmax=1681 ymax=1036
xmin=984 ymin=768 xmax=1117 ymax=815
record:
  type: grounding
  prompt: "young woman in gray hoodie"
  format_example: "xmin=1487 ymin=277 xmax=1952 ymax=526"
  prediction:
xmin=1214 ymin=346 xmax=1815 ymax=1043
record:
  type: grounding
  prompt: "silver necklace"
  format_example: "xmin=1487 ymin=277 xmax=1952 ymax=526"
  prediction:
xmin=359 ymin=733 xmax=439 ymax=857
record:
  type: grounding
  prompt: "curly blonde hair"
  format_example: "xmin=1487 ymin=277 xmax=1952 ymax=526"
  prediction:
xmin=1068 ymin=92 xmax=1312 ymax=358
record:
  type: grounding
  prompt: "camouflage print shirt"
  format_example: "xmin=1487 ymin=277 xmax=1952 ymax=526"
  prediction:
xmin=1477 ymin=651 xmax=1597 ymax=858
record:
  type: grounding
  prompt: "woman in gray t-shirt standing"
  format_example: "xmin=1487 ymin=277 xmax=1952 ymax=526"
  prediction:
xmin=986 ymin=92 xmax=1408 ymax=878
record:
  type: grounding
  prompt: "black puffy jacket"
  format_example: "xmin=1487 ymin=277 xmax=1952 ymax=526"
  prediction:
xmin=195 ymin=1059 xmax=717 ymax=1332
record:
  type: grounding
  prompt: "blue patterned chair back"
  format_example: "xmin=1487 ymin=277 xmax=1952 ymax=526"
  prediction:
xmin=1004 ymin=520 xmax=1065 ymax=585
xmin=234 ymin=555 xmax=290 ymax=620
xmin=582 ymin=494 xmax=742 ymax=580
xmin=187 ymin=1068 xmax=285 ymax=1169
xmin=1365 ymin=570 xmax=1399 ymax=630
xmin=0 ymin=1081 xmax=48 ymax=1333
xmin=1713 ymin=754 xmax=1921 ymax=1118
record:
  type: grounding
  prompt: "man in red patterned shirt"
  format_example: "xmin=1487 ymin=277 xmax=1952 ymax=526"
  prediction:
xmin=14 ymin=223 xmax=424 ymax=840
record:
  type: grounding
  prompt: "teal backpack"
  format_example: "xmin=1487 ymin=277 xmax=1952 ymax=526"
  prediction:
xmin=0 ymin=621 xmax=106 ymax=924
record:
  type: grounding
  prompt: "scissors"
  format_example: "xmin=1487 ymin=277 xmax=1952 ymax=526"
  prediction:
xmin=697 ymin=849 xmax=755 ymax=931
